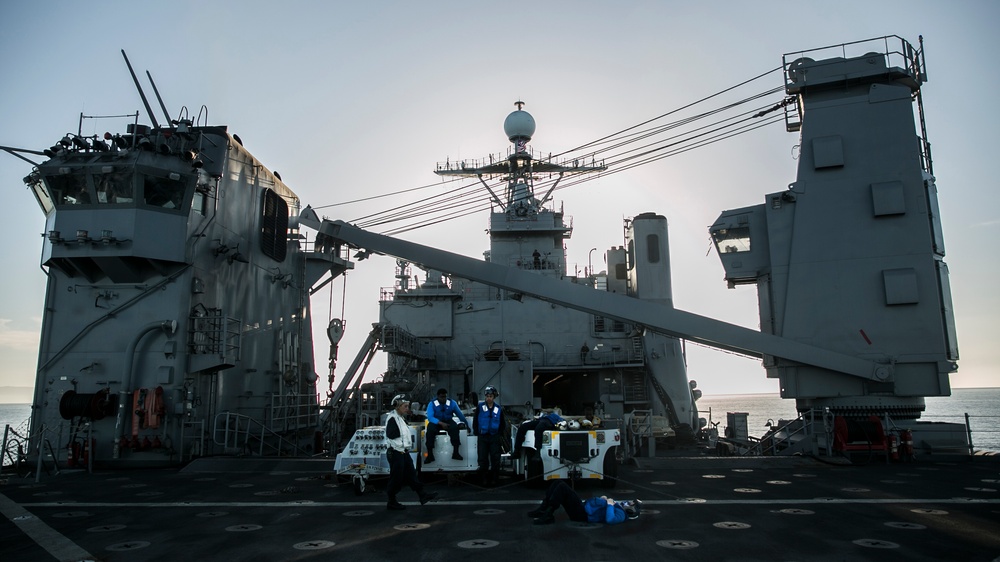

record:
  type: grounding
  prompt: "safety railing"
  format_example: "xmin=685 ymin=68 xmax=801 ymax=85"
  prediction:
xmin=917 ymin=412 xmax=999 ymax=455
xmin=213 ymin=412 xmax=311 ymax=457
xmin=269 ymin=393 xmax=319 ymax=433
xmin=1 ymin=422 xmax=30 ymax=473
xmin=1 ymin=419 xmax=70 ymax=481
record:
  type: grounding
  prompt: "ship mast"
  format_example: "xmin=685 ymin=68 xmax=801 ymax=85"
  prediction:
xmin=434 ymin=101 xmax=606 ymax=216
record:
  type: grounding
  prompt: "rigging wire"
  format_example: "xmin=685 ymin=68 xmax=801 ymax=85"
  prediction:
xmin=552 ymin=66 xmax=783 ymax=157
xmin=311 ymin=175 xmax=468 ymax=211
xmin=363 ymin=113 xmax=785 ymax=236
xmin=378 ymin=115 xmax=785 ymax=236
xmin=323 ymin=66 xmax=788 ymax=234
xmin=378 ymin=105 xmax=785 ymax=234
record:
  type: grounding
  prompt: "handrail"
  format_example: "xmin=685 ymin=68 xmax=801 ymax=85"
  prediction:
xmin=213 ymin=412 xmax=311 ymax=457
xmin=736 ymin=409 xmax=998 ymax=457
xmin=734 ymin=408 xmax=826 ymax=456
xmin=1 ymin=423 xmax=30 ymax=473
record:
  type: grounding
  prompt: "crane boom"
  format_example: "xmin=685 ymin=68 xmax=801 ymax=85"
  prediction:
xmin=305 ymin=217 xmax=889 ymax=383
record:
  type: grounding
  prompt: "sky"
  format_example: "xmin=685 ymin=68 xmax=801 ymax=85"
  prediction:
xmin=1 ymin=1 xmax=998 ymax=403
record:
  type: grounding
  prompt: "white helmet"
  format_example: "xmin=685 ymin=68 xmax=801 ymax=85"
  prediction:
xmin=568 ymin=420 xmax=581 ymax=430
xmin=580 ymin=419 xmax=593 ymax=428
xmin=556 ymin=420 xmax=569 ymax=430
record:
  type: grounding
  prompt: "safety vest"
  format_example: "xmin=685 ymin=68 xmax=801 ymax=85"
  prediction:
xmin=385 ymin=410 xmax=412 ymax=452
xmin=428 ymin=398 xmax=461 ymax=424
xmin=477 ymin=402 xmax=501 ymax=435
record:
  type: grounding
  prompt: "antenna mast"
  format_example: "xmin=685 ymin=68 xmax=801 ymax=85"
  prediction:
xmin=121 ymin=50 xmax=160 ymax=129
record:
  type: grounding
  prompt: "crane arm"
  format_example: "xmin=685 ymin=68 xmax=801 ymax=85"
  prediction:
xmin=308 ymin=218 xmax=890 ymax=383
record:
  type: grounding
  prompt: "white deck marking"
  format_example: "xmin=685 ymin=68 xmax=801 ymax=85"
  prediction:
xmin=0 ymin=492 xmax=97 ymax=562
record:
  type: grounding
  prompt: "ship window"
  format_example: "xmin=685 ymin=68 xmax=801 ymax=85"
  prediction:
xmin=646 ymin=234 xmax=660 ymax=263
xmin=614 ymin=263 xmax=627 ymax=280
xmin=46 ymin=173 xmax=91 ymax=205
xmin=260 ymin=188 xmax=288 ymax=262
xmin=712 ymin=226 xmax=751 ymax=253
xmin=142 ymin=174 xmax=186 ymax=209
xmin=25 ymin=175 xmax=54 ymax=214
xmin=192 ymin=190 xmax=206 ymax=215
xmin=95 ymin=169 xmax=134 ymax=204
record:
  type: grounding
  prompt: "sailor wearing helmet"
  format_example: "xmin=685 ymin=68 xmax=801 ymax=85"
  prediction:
xmin=473 ymin=386 xmax=505 ymax=487
xmin=385 ymin=395 xmax=438 ymax=510
xmin=528 ymin=480 xmax=642 ymax=525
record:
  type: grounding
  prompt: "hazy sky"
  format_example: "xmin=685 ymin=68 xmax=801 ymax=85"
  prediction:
xmin=1 ymin=1 xmax=998 ymax=401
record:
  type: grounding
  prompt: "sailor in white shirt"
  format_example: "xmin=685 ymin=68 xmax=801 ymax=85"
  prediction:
xmin=385 ymin=395 xmax=439 ymax=510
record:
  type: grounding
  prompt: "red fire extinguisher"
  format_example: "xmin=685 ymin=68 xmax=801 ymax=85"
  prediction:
xmin=68 ymin=441 xmax=80 ymax=468
xmin=900 ymin=429 xmax=914 ymax=462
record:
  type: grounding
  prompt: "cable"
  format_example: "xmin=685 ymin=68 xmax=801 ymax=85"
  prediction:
xmin=326 ymin=67 xmax=790 ymax=234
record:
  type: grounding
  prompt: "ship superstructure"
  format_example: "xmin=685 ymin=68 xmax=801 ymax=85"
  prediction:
xmin=3 ymin=36 xmax=967 ymax=473
xmin=711 ymin=36 xmax=957 ymax=420
xmin=15 ymin=70 xmax=350 ymax=466
xmin=317 ymin=37 xmax=963 ymax=462
xmin=373 ymin=103 xmax=699 ymax=436
xmin=321 ymin=103 xmax=703 ymax=486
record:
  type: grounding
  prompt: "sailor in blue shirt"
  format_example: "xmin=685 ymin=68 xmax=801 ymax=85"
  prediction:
xmin=528 ymin=481 xmax=641 ymax=525
xmin=424 ymin=388 xmax=469 ymax=463
xmin=473 ymin=386 xmax=505 ymax=486
xmin=511 ymin=409 xmax=563 ymax=458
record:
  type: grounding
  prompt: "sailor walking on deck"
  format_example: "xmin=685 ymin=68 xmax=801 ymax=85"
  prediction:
xmin=385 ymin=395 xmax=438 ymax=510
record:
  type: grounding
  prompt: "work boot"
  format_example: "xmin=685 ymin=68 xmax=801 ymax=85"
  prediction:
xmin=532 ymin=507 xmax=555 ymax=525
xmin=387 ymin=500 xmax=405 ymax=511
xmin=425 ymin=452 xmax=435 ymax=464
xmin=452 ymin=450 xmax=463 ymax=461
xmin=526 ymin=502 xmax=548 ymax=518
xmin=419 ymin=491 xmax=439 ymax=505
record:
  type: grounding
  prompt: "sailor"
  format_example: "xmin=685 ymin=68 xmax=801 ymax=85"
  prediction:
xmin=424 ymin=388 xmax=469 ymax=463
xmin=528 ymin=481 xmax=641 ymax=525
xmin=385 ymin=394 xmax=438 ymax=510
xmin=583 ymin=405 xmax=602 ymax=428
xmin=511 ymin=408 xmax=563 ymax=459
xmin=474 ymin=386 xmax=505 ymax=486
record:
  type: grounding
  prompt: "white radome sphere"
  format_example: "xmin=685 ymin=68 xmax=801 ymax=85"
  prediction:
xmin=504 ymin=110 xmax=535 ymax=141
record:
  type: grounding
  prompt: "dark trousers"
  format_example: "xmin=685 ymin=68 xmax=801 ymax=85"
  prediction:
xmin=386 ymin=449 xmax=424 ymax=501
xmin=477 ymin=433 xmax=501 ymax=477
xmin=426 ymin=420 xmax=461 ymax=451
xmin=543 ymin=481 xmax=588 ymax=522
xmin=514 ymin=418 xmax=555 ymax=451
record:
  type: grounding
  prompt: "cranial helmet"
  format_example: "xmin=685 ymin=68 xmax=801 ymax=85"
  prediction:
xmin=391 ymin=394 xmax=409 ymax=407
xmin=620 ymin=499 xmax=642 ymax=520
xmin=483 ymin=385 xmax=498 ymax=397
xmin=568 ymin=420 xmax=581 ymax=430
xmin=556 ymin=420 xmax=569 ymax=430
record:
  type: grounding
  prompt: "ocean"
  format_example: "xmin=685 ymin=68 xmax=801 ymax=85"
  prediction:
xmin=2 ymin=388 xmax=997 ymax=453
xmin=697 ymin=387 xmax=1000 ymax=453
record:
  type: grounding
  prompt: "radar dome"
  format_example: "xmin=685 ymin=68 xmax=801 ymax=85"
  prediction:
xmin=504 ymin=108 xmax=535 ymax=142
